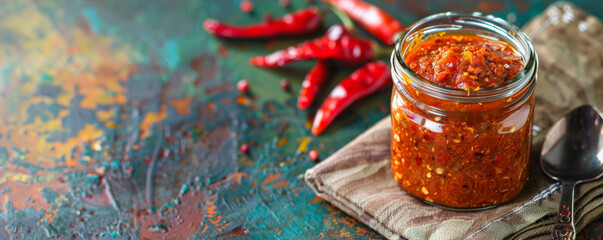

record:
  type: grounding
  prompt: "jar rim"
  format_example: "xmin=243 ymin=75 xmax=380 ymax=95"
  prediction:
xmin=392 ymin=12 xmax=538 ymax=103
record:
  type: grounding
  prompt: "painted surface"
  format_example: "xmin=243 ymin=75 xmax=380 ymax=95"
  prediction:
xmin=0 ymin=0 xmax=601 ymax=239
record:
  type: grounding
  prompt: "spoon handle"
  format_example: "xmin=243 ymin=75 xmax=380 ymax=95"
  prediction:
xmin=552 ymin=182 xmax=576 ymax=240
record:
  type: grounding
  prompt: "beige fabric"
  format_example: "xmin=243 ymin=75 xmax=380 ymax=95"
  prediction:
xmin=305 ymin=2 xmax=603 ymax=239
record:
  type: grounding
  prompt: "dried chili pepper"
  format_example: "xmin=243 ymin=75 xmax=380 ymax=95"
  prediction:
xmin=311 ymin=61 xmax=391 ymax=135
xmin=323 ymin=0 xmax=404 ymax=45
xmin=250 ymin=24 xmax=388 ymax=67
xmin=203 ymin=6 xmax=322 ymax=39
xmin=298 ymin=61 xmax=330 ymax=109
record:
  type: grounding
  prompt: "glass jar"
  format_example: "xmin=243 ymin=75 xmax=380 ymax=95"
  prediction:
xmin=390 ymin=12 xmax=538 ymax=210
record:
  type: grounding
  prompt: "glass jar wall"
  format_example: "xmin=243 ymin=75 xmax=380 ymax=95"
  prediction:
xmin=390 ymin=12 xmax=538 ymax=210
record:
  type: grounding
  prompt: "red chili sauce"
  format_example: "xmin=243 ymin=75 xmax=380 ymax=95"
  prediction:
xmin=391 ymin=34 xmax=531 ymax=208
xmin=404 ymin=35 xmax=524 ymax=90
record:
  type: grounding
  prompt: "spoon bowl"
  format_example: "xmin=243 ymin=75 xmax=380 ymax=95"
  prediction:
xmin=540 ymin=105 xmax=603 ymax=240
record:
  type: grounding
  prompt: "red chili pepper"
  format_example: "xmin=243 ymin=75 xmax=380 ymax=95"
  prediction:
xmin=311 ymin=61 xmax=391 ymax=135
xmin=250 ymin=24 xmax=379 ymax=67
xmin=203 ymin=7 xmax=322 ymax=39
xmin=298 ymin=61 xmax=330 ymax=109
xmin=323 ymin=0 xmax=404 ymax=45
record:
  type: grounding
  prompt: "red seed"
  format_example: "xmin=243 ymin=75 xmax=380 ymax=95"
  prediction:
xmin=237 ymin=79 xmax=249 ymax=93
xmin=309 ymin=150 xmax=319 ymax=161
xmin=240 ymin=0 xmax=254 ymax=13
xmin=280 ymin=79 xmax=290 ymax=91
xmin=279 ymin=0 xmax=290 ymax=8
xmin=263 ymin=13 xmax=274 ymax=22
xmin=240 ymin=144 xmax=250 ymax=153
xmin=159 ymin=148 xmax=170 ymax=158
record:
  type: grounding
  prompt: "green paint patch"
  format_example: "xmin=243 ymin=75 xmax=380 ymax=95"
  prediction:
xmin=179 ymin=183 xmax=190 ymax=196
xmin=160 ymin=75 xmax=170 ymax=83
xmin=82 ymin=8 xmax=103 ymax=33
xmin=40 ymin=74 xmax=53 ymax=83
xmin=160 ymin=40 xmax=180 ymax=71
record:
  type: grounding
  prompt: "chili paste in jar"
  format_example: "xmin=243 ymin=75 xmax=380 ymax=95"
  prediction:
xmin=391 ymin=33 xmax=535 ymax=209
xmin=405 ymin=35 xmax=524 ymax=90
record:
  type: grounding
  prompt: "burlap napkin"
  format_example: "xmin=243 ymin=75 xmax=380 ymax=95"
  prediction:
xmin=305 ymin=2 xmax=603 ymax=239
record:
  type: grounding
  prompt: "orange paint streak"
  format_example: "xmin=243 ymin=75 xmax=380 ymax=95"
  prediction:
xmin=308 ymin=196 xmax=324 ymax=204
xmin=76 ymin=63 xmax=129 ymax=109
xmin=356 ymin=226 xmax=368 ymax=233
xmin=0 ymin=177 xmax=58 ymax=211
xmin=139 ymin=104 xmax=167 ymax=139
xmin=261 ymin=173 xmax=282 ymax=185
xmin=296 ymin=137 xmax=311 ymax=153
xmin=39 ymin=208 xmax=59 ymax=224
xmin=209 ymin=216 xmax=222 ymax=225
xmin=4 ymin=225 xmax=15 ymax=237
xmin=271 ymin=180 xmax=288 ymax=188
xmin=207 ymin=102 xmax=217 ymax=111
xmin=216 ymin=222 xmax=231 ymax=232
xmin=205 ymin=201 xmax=218 ymax=218
xmin=231 ymin=172 xmax=249 ymax=182
xmin=340 ymin=217 xmax=356 ymax=227
xmin=276 ymin=138 xmax=288 ymax=148
xmin=235 ymin=96 xmax=251 ymax=106
xmin=96 ymin=108 xmax=115 ymax=122
xmin=170 ymin=97 xmax=192 ymax=115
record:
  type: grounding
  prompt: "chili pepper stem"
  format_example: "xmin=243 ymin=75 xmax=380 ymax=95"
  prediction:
xmin=328 ymin=4 xmax=355 ymax=33
xmin=373 ymin=43 xmax=394 ymax=59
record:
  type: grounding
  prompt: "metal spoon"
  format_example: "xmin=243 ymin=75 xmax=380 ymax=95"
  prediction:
xmin=540 ymin=105 xmax=603 ymax=240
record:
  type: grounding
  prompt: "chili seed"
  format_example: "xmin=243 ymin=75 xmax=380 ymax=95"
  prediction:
xmin=239 ymin=0 xmax=254 ymax=13
xmin=263 ymin=13 xmax=273 ymax=22
xmin=237 ymin=79 xmax=249 ymax=93
xmin=309 ymin=150 xmax=319 ymax=161
xmin=159 ymin=148 xmax=170 ymax=158
xmin=279 ymin=0 xmax=290 ymax=8
xmin=421 ymin=187 xmax=429 ymax=195
xmin=240 ymin=144 xmax=250 ymax=153
xmin=280 ymin=79 xmax=290 ymax=91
